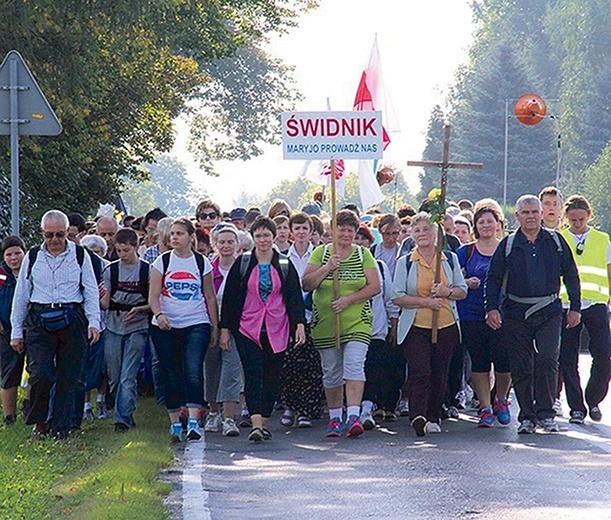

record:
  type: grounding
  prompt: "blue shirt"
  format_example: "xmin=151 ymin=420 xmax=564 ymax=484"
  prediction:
xmin=258 ymin=263 xmax=272 ymax=303
xmin=456 ymin=244 xmax=493 ymax=321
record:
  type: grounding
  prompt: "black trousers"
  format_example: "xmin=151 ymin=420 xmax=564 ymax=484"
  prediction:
xmin=235 ymin=331 xmax=285 ymax=418
xmin=504 ymin=314 xmax=562 ymax=423
xmin=24 ymin=307 xmax=88 ymax=435
xmin=363 ymin=338 xmax=405 ymax=411
xmin=560 ymin=304 xmax=611 ymax=413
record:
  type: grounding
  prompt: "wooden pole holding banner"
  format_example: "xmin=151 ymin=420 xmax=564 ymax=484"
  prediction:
xmin=330 ymin=159 xmax=341 ymax=348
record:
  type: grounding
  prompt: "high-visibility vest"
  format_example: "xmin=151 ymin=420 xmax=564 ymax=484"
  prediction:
xmin=560 ymin=227 xmax=610 ymax=304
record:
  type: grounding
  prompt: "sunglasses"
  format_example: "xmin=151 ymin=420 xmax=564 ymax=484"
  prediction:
xmin=43 ymin=231 xmax=66 ymax=239
xmin=198 ymin=212 xmax=218 ymax=220
xmin=576 ymin=241 xmax=585 ymax=255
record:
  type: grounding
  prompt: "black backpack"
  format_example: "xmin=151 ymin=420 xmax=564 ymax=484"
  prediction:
xmin=107 ymin=259 xmax=150 ymax=312
xmin=27 ymin=245 xmax=86 ymax=290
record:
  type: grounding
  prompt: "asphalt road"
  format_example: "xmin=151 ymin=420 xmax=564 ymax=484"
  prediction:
xmin=168 ymin=356 xmax=611 ymax=520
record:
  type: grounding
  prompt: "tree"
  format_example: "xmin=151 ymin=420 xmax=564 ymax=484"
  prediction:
xmin=0 ymin=1 xmax=315 ymax=231
xmin=121 ymin=155 xmax=198 ymax=217
xmin=418 ymin=105 xmax=446 ymax=201
xmin=583 ymin=144 xmax=611 ymax=233
xmin=448 ymin=35 xmax=556 ymax=203
xmin=189 ymin=43 xmax=302 ymax=174
xmin=431 ymin=0 xmax=611 ymax=203
xmin=545 ymin=0 xmax=611 ymax=191
xmin=257 ymin=165 xmax=417 ymax=216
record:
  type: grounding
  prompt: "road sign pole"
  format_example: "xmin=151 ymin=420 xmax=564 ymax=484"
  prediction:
xmin=10 ymin=56 xmax=20 ymax=235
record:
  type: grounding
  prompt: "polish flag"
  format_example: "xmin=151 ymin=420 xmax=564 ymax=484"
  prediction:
xmin=354 ymin=38 xmax=393 ymax=211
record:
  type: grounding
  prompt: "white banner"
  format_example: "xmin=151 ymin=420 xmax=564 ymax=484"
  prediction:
xmin=281 ymin=111 xmax=383 ymax=160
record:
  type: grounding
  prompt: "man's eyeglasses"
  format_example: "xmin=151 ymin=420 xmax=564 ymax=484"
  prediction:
xmin=576 ymin=241 xmax=585 ymax=255
xmin=43 ymin=231 xmax=66 ymax=239
xmin=198 ymin=212 xmax=218 ymax=220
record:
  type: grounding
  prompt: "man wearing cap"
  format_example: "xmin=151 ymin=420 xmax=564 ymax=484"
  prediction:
xmin=229 ymin=208 xmax=247 ymax=230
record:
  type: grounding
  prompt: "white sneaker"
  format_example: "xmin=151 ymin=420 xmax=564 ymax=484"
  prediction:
xmin=395 ymin=400 xmax=410 ymax=417
xmin=204 ymin=412 xmax=222 ymax=433
xmin=424 ymin=421 xmax=441 ymax=434
xmin=552 ymin=399 xmax=563 ymax=417
xmin=360 ymin=412 xmax=376 ymax=430
xmin=222 ymin=417 xmax=240 ymax=437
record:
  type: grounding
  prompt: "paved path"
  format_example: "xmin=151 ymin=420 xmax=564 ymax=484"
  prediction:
xmin=171 ymin=356 xmax=611 ymax=520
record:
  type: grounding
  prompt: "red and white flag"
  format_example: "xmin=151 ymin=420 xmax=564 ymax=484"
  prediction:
xmin=300 ymin=158 xmax=345 ymax=197
xmin=354 ymin=38 xmax=394 ymax=210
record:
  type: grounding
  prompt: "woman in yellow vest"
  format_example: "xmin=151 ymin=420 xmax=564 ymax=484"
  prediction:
xmin=560 ymin=195 xmax=611 ymax=424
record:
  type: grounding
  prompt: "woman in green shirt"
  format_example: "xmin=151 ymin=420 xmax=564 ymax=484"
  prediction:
xmin=303 ymin=210 xmax=380 ymax=438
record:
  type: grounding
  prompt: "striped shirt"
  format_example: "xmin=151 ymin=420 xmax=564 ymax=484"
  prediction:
xmin=11 ymin=241 xmax=101 ymax=339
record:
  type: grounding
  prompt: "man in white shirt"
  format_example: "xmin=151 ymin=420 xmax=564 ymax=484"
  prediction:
xmin=11 ymin=210 xmax=100 ymax=439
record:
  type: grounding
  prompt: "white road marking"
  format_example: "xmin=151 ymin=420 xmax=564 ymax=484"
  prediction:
xmin=182 ymin=436 xmax=212 ymax=520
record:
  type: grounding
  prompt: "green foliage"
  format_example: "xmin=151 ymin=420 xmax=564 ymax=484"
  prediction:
xmin=121 ymin=155 xmax=198 ymax=217
xmin=189 ymin=44 xmax=302 ymax=174
xmin=425 ymin=0 xmax=611 ymax=203
xmin=583 ymin=144 xmax=611 ymax=233
xmin=418 ymin=105 xmax=446 ymax=201
xmin=0 ymin=1 xmax=315 ymax=233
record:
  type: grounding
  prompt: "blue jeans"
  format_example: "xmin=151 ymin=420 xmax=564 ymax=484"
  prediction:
xmin=150 ymin=323 xmax=210 ymax=412
xmin=104 ymin=329 xmax=148 ymax=426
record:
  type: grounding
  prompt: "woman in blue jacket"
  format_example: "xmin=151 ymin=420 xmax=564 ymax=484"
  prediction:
xmin=0 ymin=236 xmax=26 ymax=425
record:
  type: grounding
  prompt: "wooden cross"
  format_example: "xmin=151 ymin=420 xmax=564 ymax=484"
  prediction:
xmin=407 ymin=124 xmax=483 ymax=343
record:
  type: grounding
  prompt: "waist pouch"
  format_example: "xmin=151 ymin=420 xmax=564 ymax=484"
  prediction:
xmin=38 ymin=308 xmax=76 ymax=332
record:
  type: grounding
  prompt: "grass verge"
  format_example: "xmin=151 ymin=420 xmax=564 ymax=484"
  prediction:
xmin=0 ymin=397 xmax=174 ymax=520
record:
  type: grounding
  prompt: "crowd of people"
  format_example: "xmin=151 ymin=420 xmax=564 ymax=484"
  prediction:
xmin=0 ymin=187 xmax=609 ymax=443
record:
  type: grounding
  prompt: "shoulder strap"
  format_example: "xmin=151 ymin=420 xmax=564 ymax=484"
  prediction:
xmin=109 ymin=260 xmax=120 ymax=298
xmin=505 ymin=232 xmax=516 ymax=258
xmin=278 ymin=253 xmax=290 ymax=279
xmin=376 ymin=259 xmax=386 ymax=283
xmin=75 ymin=244 xmax=85 ymax=267
xmin=161 ymin=251 xmax=171 ymax=276
xmin=239 ymin=252 xmax=252 ymax=280
xmin=467 ymin=243 xmax=476 ymax=264
xmin=193 ymin=252 xmax=206 ymax=294
xmin=405 ymin=252 xmax=413 ymax=277
xmin=370 ymin=243 xmax=377 ymax=256
xmin=138 ymin=260 xmax=150 ymax=300
xmin=27 ymin=246 xmax=41 ymax=280
xmin=502 ymin=233 xmax=517 ymax=295
xmin=549 ymin=230 xmax=563 ymax=253
xmin=444 ymin=250 xmax=455 ymax=270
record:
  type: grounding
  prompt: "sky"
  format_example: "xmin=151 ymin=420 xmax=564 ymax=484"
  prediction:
xmin=173 ymin=0 xmax=475 ymax=211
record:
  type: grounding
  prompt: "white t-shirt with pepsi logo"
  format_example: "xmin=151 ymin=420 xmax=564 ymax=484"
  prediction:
xmin=152 ymin=252 xmax=212 ymax=329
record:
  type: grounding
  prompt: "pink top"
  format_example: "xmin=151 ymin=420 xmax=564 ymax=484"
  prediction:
xmin=239 ymin=264 xmax=290 ymax=353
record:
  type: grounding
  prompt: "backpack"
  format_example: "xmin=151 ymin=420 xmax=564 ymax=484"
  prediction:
xmin=403 ymin=249 xmax=455 ymax=277
xmin=504 ymin=229 xmax=562 ymax=258
xmin=107 ymin=259 xmax=150 ymax=311
xmin=160 ymin=251 xmax=207 ymax=295
xmin=238 ymin=251 xmax=290 ymax=281
xmin=27 ymin=244 xmax=86 ymax=290
xmin=501 ymin=230 xmax=563 ymax=295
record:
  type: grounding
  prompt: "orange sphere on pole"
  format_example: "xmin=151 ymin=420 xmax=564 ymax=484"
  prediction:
xmin=514 ymin=94 xmax=547 ymax=125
